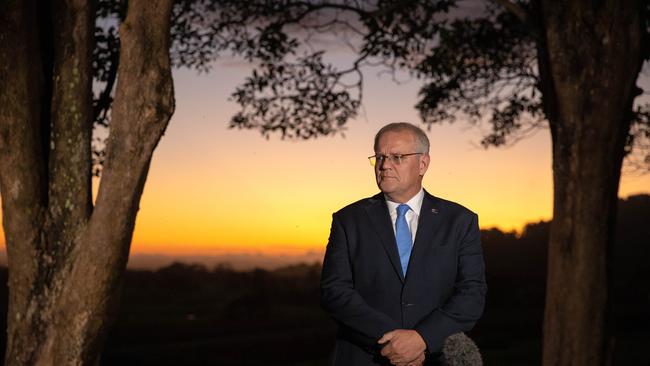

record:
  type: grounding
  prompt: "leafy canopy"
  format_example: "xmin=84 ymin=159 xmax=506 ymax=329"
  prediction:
xmin=94 ymin=0 xmax=650 ymax=172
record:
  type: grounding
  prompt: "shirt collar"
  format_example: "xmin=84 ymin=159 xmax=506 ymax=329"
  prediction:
xmin=385 ymin=188 xmax=425 ymax=216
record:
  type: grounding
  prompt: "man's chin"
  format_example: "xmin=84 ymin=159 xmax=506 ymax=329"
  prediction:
xmin=378 ymin=183 xmax=397 ymax=194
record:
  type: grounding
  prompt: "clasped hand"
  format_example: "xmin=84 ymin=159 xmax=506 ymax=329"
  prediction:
xmin=378 ymin=329 xmax=427 ymax=366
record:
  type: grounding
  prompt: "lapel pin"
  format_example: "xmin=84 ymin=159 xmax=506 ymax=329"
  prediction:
xmin=431 ymin=208 xmax=438 ymax=214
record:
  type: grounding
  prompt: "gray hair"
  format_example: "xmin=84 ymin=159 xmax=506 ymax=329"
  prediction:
xmin=374 ymin=122 xmax=430 ymax=153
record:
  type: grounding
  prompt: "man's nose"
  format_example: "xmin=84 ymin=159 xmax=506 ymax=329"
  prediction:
xmin=378 ymin=157 xmax=392 ymax=170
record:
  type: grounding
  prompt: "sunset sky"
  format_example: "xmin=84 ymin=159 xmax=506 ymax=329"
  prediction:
xmin=1 ymin=57 xmax=649 ymax=263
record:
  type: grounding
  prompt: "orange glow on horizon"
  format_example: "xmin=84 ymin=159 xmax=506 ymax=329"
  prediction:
xmin=1 ymin=66 xmax=649 ymax=258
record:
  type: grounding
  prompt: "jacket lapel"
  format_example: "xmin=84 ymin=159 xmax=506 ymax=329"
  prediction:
xmin=407 ymin=191 xmax=444 ymax=278
xmin=364 ymin=193 xmax=405 ymax=282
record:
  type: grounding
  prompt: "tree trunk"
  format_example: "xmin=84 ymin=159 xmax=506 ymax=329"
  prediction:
xmin=539 ymin=1 xmax=643 ymax=365
xmin=0 ymin=0 xmax=175 ymax=364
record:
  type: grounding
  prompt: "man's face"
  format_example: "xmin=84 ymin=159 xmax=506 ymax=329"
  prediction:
xmin=374 ymin=130 xmax=430 ymax=203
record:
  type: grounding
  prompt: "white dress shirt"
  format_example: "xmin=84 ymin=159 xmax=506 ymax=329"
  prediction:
xmin=385 ymin=188 xmax=425 ymax=244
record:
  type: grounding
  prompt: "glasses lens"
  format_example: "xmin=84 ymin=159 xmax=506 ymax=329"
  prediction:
xmin=369 ymin=156 xmax=376 ymax=166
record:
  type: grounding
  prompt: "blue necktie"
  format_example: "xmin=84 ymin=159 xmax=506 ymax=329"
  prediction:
xmin=396 ymin=204 xmax=413 ymax=276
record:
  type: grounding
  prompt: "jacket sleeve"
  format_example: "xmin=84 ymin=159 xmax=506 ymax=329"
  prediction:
xmin=320 ymin=213 xmax=401 ymax=350
xmin=413 ymin=212 xmax=487 ymax=353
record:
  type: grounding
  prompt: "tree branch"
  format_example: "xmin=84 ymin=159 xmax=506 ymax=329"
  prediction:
xmin=491 ymin=0 xmax=528 ymax=24
xmin=47 ymin=0 xmax=94 ymax=248
xmin=91 ymin=0 xmax=175 ymax=264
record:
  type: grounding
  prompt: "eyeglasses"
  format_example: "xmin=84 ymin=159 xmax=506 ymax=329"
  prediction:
xmin=368 ymin=153 xmax=423 ymax=166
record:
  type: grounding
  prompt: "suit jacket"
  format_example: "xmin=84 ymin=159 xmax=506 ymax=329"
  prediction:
xmin=320 ymin=190 xmax=487 ymax=366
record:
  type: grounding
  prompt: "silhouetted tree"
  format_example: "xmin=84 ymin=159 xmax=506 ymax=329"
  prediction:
xmin=0 ymin=0 xmax=174 ymax=364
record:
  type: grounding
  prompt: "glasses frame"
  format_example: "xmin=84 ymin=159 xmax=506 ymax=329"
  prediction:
xmin=368 ymin=152 xmax=423 ymax=166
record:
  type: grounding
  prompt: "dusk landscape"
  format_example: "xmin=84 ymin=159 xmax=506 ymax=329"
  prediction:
xmin=0 ymin=196 xmax=647 ymax=365
xmin=1 ymin=1 xmax=649 ymax=365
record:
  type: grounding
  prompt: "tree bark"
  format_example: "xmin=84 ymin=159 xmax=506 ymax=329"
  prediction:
xmin=539 ymin=1 xmax=643 ymax=365
xmin=0 ymin=0 xmax=175 ymax=364
xmin=0 ymin=0 xmax=51 ymax=363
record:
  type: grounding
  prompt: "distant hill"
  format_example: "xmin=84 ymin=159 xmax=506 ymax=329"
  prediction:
xmin=482 ymin=194 xmax=650 ymax=282
xmin=125 ymin=251 xmax=324 ymax=271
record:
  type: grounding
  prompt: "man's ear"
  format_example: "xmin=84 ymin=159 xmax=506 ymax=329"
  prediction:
xmin=419 ymin=154 xmax=430 ymax=176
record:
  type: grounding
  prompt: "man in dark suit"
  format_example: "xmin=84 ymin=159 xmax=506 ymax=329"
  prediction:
xmin=321 ymin=122 xmax=487 ymax=366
